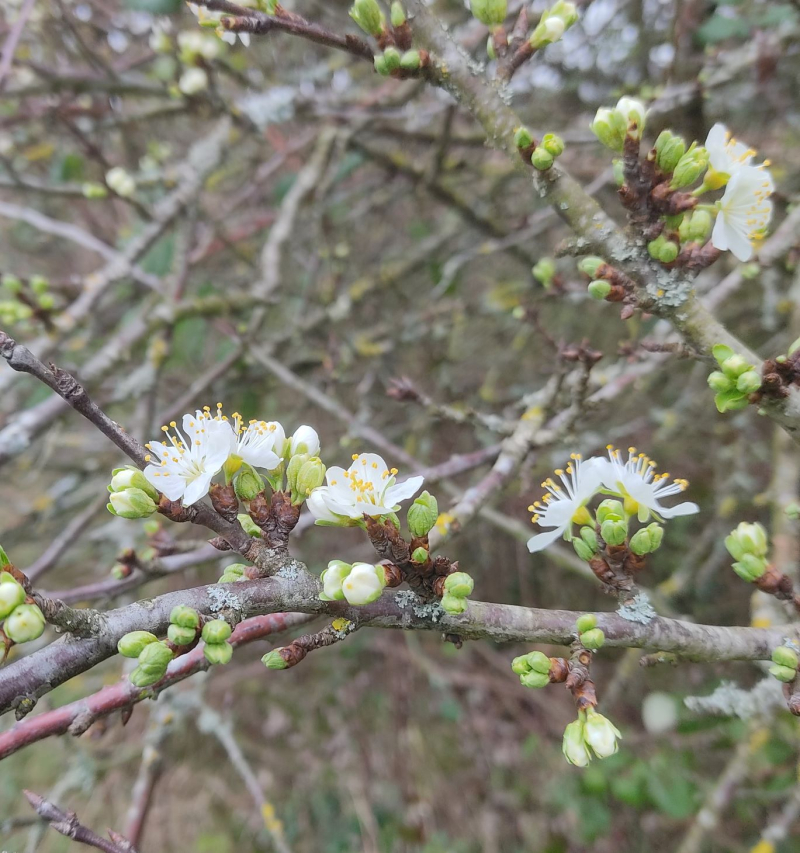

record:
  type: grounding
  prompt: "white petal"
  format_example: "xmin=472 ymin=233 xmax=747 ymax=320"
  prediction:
xmin=657 ymin=500 xmax=699 ymax=519
xmin=526 ymin=526 xmax=566 ymax=553
xmin=183 ymin=471 xmax=214 ymax=506
xmin=144 ymin=465 xmax=183 ymax=500
xmin=385 ymin=475 xmax=424 ymax=505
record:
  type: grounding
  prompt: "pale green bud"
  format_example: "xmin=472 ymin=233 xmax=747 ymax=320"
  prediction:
xmin=530 ymin=13 xmax=566 ymax=49
xmin=204 ymin=641 xmax=233 ymax=665
xmin=725 ymin=522 xmax=768 ymax=561
xmin=587 ymin=280 xmax=611 ymax=300
xmin=234 ymin=464 xmax=264 ymax=502
xmin=4 ymin=604 xmax=45 ymax=643
xmin=551 ymin=0 xmax=579 ymax=26
xmin=646 ymin=522 xmax=664 ymax=550
xmin=407 ymin=491 xmax=439 ymax=538
xmin=658 ymin=241 xmax=679 ymax=264
xmin=789 ymin=336 xmax=800 ymax=356
xmin=687 ymin=210 xmax=712 ymax=242
xmin=202 ymin=619 xmax=232 ymax=644
xmin=612 ymin=158 xmax=625 ymax=186
xmin=109 ymin=466 xmax=159 ymax=501
xmin=170 ymin=605 xmax=200 ymax=629
xmin=578 ymin=256 xmax=605 ymax=278
xmin=772 ymin=646 xmax=799 ymax=669
xmin=390 ymin=1 xmax=406 ymax=27
xmin=511 ymin=654 xmax=532 ymax=675
xmin=614 ymin=97 xmax=646 ymax=140
xmin=350 ymin=0 xmax=384 ymax=36
xmin=532 ymin=257 xmax=556 ymax=285
xmin=584 ymin=708 xmax=621 ymax=758
xmin=590 ymin=107 xmax=626 ymax=152
xmin=293 ymin=457 xmax=326 ymax=504
xmin=221 ymin=563 xmax=247 ymax=581
xmin=262 ymin=649 xmax=289 ymax=670
xmin=167 ymin=624 xmax=197 ymax=646
xmin=736 ymin=371 xmax=761 ymax=395
xmin=541 ymin=133 xmax=565 ymax=157
xmin=770 ymin=664 xmax=796 ymax=683
xmin=0 ymin=576 xmax=26 ymax=620
xmin=137 ymin=641 xmax=173 ymax=680
xmin=129 ymin=666 xmax=163 ymax=687
xmin=562 ymin=718 xmax=591 ymax=766
xmin=601 ymin=518 xmax=627 ymax=546
xmin=579 ymin=526 xmax=598 ymax=553
xmin=514 ymin=126 xmax=534 ymax=150
xmin=411 ymin=546 xmax=428 ymax=563
xmin=707 ymin=371 xmax=733 ymax=393
xmin=441 ymin=593 xmax=468 ymax=614
xmin=37 ymin=293 xmax=55 ymax=310
xmin=520 ymin=670 xmax=550 ymax=688
xmin=715 ymin=391 xmax=750 ymax=413
xmin=531 ymin=147 xmax=554 ymax=170
xmin=444 ymin=571 xmax=474 ymax=598
xmin=576 ymin=613 xmax=597 ymax=633
xmin=732 ymin=554 xmax=768 ymax=582
xmin=596 ymin=499 xmax=624 ymax=524
xmin=107 ymin=488 xmax=157 ymax=519
xmin=647 ymin=235 xmax=666 ymax=259
xmin=399 ymin=50 xmax=421 ymax=71
xmin=29 ymin=275 xmax=48 ymax=295
xmin=720 ymin=354 xmax=750 ymax=378
xmin=629 ymin=528 xmax=653 ymax=555
xmin=118 ymin=631 xmax=159 ymax=658
xmin=470 ymin=0 xmax=507 ymax=27
xmin=319 ymin=560 xmax=351 ymax=601
xmin=374 ymin=54 xmax=390 ymax=75
xmin=383 ymin=46 xmax=401 ymax=72
xmin=573 ymin=538 xmax=595 ymax=561
xmin=486 ymin=35 xmax=496 ymax=60
xmin=786 ymin=503 xmax=800 ymax=520
xmin=581 ymin=628 xmax=605 ymax=649
xmin=670 ymin=145 xmax=708 ymax=189
xmin=654 ymin=130 xmax=686 ymax=174
xmin=1 ymin=274 xmax=22 ymax=294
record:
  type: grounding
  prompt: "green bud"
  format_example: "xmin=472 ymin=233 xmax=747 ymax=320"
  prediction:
xmin=629 ymin=528 xmax=653 ymax=555
xmin=320 ymin=560 xmax=351 ymax=601
xmin=117 ymin=630 xmax=159 ymax=658
xmin=580 ymin=627 xmax=605 ymax=650
xmin=712 ymin=344 xmax=735 ymax=365
xmin=786 ymin=503 xmax=800 ymax=520
xmin=647 ymin=235 xmax=666 ymax=259
xmin=107 ymin=488 xmax=157 ymax=520
xmin=202 ymin=619 xmax=232 ymax=644
xmin=37 ymin=293 xmax=55 ymax=310
xmin=687 ymin=210 xmax=712 ymax=242
xmin=234 ymin=463 xmax=264 ymax=502
xmin=732 ymin=554 xmax=767 ymax=583
xmin=374 ymin=54 xmax=390 ymax=75
xmin=572 ymin=538 xmax=595 ymax=561
xmin=4 ymin=603 xmax=46 ymax=644
xmin=0 ymin=576 xmax=26 ymax=620
xmin=725 ymin=522 xmax=768 ymax=561
xmin=390 ymin=1 xmax=406 ymax=26
xmin=1 ymin=274 xmax=22 ymax=294
xmin=138 ymin=640 xmax=173 ymax=672
xmin=772 ymin=646 xmax=799 ymax=669
xmin=29 ymin=275 xmax=49 ymax=295
xmin=721 ymin=354 xmax=750 ymax=379
xmin=129 ymin=666 xmax=163 ymax=687
xmin=532 ymin=257 xmax=556 ymax=285
xmin=411 ymin=546 xmax=429 ymax=563
xmin=383 ymin=46 xmax=401 ymax=71
xmin=470 ymin=0 xmax=507 ymax=27
xmin=407 ymin=491 xmax=439 ymax=538
xmin=769 ymin=664 xmax=797 ymax=684
xmin=440 ymin=593 xmax=468 ymax=614
xmin=109 ymin=466 xmax=159 ymax=501
xmin=237 ymin=513 xmax=262 ymax=538
xmin=520 ymin=670 xmax=550 ymax=688
xmin=531 ymin=147 xmax=554 ymax=170
xmin=657 ymin=241 xmax=679 ymax=264
xmin=707 ymin=371 xmax=733 ymax=393
xmin=578 ymin=256 xmax=605 ymax=278
xmin=293 ymin=457 xmax=326 ymax=504
xmin=654 ymin=130 xmax=686 ymax=174
xmin=612 ymin=158 xmax=625 ymax=186
xmin=262 ymin=649 xmax=289 ymax=670
xmin=0 ymin=545 xmax=10 ymax=568
xmin=167 ymin=624 xmax=197 ymax=646
xmin=219 ymin=564 xmax=247 ymax=584
xmin=579 ymin=526 xmax=598 ymax=553
xmin=530 ymin=11 xmax=567 ymax=49
xmin=82 ymin=182 xmax=109 ymax=199
xmin=218 ymin=572 xmax=241 ymax=584
xmin=670 ymin=145 xmax=708 ymax=189
xmin=525 ymin=650 xmax=552 ymax=674
xmin=789 ymin=336 xmax=800 ymax=356
xmin=444 ymin=571 xmax=474 ymax=598
xmin=601 ymin=518 xmax=628 ymax=546
xmin=575 ymin=613 xmax=597 ymax=633
xmin=614 ymin=97 xmax=646 ymax=140
xmin=514 ymin=126 xmax=534 ymax=150
xmin=350 ymin=0 xmax=384 ymax=36
xmin=590 ymin=107 xmax=627 ymax=152
xmin=170 ymin=605 xmax=200 ymax=629
xmin=511 ymin=654 xmax=532 ymax=675
xmin=646 ymin=522 xmax=664 ymax=551
xmin=541 ymin=133 xmax=565 ymax=157
xmin=587 ymin=279 xmax=611 ymax=300
xmin=736 ymin=371 xmax=761 ymax=395
xmin=399 ymin=50 xmax=421 ymax=71
xmin=486 ymin=34 xmax=496 ymax=60
xmin=596 ymin=499 xmax=624 ymax=525
xmin=204 ymin=641 xmax=233 ymax=665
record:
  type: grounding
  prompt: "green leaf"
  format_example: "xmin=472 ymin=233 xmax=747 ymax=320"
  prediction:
xmin=697 ymin=13 xmax=750 ymax=45
xmin=712 ymin=344 xmax=735 ymax=365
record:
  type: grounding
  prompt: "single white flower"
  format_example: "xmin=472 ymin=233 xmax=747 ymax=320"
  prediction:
xmin=583 ymin=708 xmax=622 ymax=759
xmin=179 ymin=67 xmax=209 ymax=96
xmin=341 ymin=562 xmax=386 ymax=606
xmin=601 ymin=445 xmax=699 ymax=522
xmin=289 ymin=425 xmax=320 ymax=457
xmin=307 ymin=453 xmax=424 ymax=521
xmin=105 ymin=166 xmax=136 ymax=198
xmin=229 ymin=412 xmax=284 ymax=471
xmin=526 ymin=454 xmax=606 ymax=553
xmin=704 ymin=123 xmax=755 ymax=180
xmin=143 ymin=410 xmax=234 ymax=506
xmin=711 ymin=164 xmax=774 ymax=262
xmin=562 ymin=718 xmax=591 ymax=767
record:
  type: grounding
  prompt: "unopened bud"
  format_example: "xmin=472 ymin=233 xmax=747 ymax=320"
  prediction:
xmin=441 ymin=593 xmax=468 ymax=614
xmin=520 ymin=670 xmax=550 ymax=688
xmin=167 ymin=624 xmax=197 ymax=646
xmin=581 ymin=627 xmax=605 ymax=649
xmin=686 ymin=210 xmax=712 ymax=242
xmin=407 ymin=491 xmax=439 ymax=537
xmin=3 ymin=603 xmax=45 ymax=643
xmin=202 ymin=619 xmax=232 ymax=644
xmin=596 ymin=499 xmax=624 ymax=524
xmin=204 ymin=641 xmax=233 ymax=665
xmin=707 ymin=371 xmax=733 ymax=393
xmin=0 ymin=576 xmax=26 ymax=620
xmin=383 ymin=46 xmax=401 ymax=71
xmin=411 ymin=546 xmax=429 ymax=563
xmin=587 ymin=280 xmax=611 ymax=300
xmin=658 ymin=241 xmax=679 ymax=264
xmin=629 ymin=528 xmax=652 ymax=555
xmin=601 ymin=518 xmax=628 ymax=546
xmin=541 ymin=133 xmax=565 ymax=157
xmin=772 ymin=646 xmax=799 ymax=669
xmin=654 ymin=130 xmax=686 ymax=174
xmin=118 ymin=631 xmax=159 ymax=658
xmin=374 ymin=54 xmax=389 ymax=75
xmin=350 ymin=0 xmax=384 ymax=36
xmin=514 ymin=126 xmax=534 ymax=149
xmin=320 ymin=560 xmax=351 ymax=601
xmin=444 ymin=571 xmax=474 ymax=598
xmin=725 ymin=522 xmax=768 ymax=561
xmin=769 ymin=664 xmax=796 ymax=683
xmin=670 ymin=145 xmax=708 ymax=189
xmin=82 ymin=182 xmax=108 ymax=199
xmin=107 ymin=488 xmax=157 ymax=520
xmin=720 ymin=354 xmax=750 ymax=378
xmin=615 ymin=97 xmax=646 ymax=140
xmin=400 ymin=50 xmax=421 ymax=71
xmin=130 ymin=666 xmax=163 ymax=687
xmin=390 ymin=1 xmax=406 ymax=27
xmin=109 ymin=466 xmax=159 ymax=501
xmin=590 ymin=107 xmax=626 ymax=152
xmin=262 ymin=649 xmax=289 ymax=670
xmin=531 ymin=147 xmax=554 ymax=170
xmin=584 ymin=708 xmax=622 ymax=758
xmin=736 ymin=371 xmax=761 ymax=395
xmin=647 ymin=235 xmax=665 ymax=260
xmin=579 ymin=526 xmax=598 ymax=553
xmin=562 ymin=718 xmax=591 ymax=766
xmin=234 ymin=464 xmax=264 ymax=502
xmin=137 ymin=641 xmax=173 ymax=677
xmin=578 ymin=256 xmax=605 ymax=278
xmin=293 ymin=457 xmax=326 ymax=504
xmin=105 ymin=166 xmax=136 ymax=198
xmin=573 ymin=538 xmax=595 ymax=561
xmin=576 ymin=613 xmax=597 ymax=633
xmin=237 ymin=514 xmax=262 ymax=538
xmin=732 ymin=553 xmax=768 ymax=582
xmin=532 ymin=257 xmax=556 ymax=285
xmin=470 ymin=0 xmax=507 ymax=27
xmin=486 ymin=35 xmax=496 ymax=60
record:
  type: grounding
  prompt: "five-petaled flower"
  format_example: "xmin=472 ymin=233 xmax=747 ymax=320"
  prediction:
xmin=710 ymin=164 xmax=774 ymax=262
xmin=704 ymin=123 xmax=755 ymax=184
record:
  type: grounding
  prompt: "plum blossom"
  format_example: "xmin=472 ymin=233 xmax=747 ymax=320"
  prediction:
xmin=704 ymin=123 xmax=755 ymax=181
xmin=710 ymin=165 xmax=774 ymax=262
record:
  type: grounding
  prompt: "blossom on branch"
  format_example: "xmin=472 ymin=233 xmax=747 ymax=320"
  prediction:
xmin=710 ymin=165 xmax=774 ymax=262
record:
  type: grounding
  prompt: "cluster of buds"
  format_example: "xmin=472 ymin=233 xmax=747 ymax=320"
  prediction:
xmin=529 ymin=1 xmax=578 ymax=49
xmin=0 ymin=563 xmax=46 ymax=648
xmin=201 ymin=618 xmax=234 ymax=665
xmin=105 ymin=166 xmax=137 ymax=198
xmin=167 ymin=604 xmax=201 ymax=647
xmin=0 ymin=273 xmax=56 ymax=328
xmin=374 ymin=47 xmax=422 ymax=75
xmin=511 ymin=649 xmax=554 ymax=688
xmin=708 ymin=344 xmax=761 ymax=413
xmin=562 ymin=708 xmax=622 ymax=766
xmin=320 ymin=560 xmax=388 ymax=606
xmin=285 ymin=453 xmax=326 ymax=506
xmin=107 ymin=466 xmax=159 ymax=520
xmin=514 ymin=126 xmax=565 ymax=172
xmin=119 ymin=630 xmax=171 ymax=687
xmin=576 ymin=256 xmax=636 ymax=311
xmin=440 ymin=571 xmax=474 ymax=614
xmin=575 ymin=614 xmax=605 ymax=650
xmin=769 ymin=645 xmax=799 ymax=684
xmin=350 ymin=1 xmax=426 ymax=76
xmin=591 ymin=96 xmax=647 ymax=151
xmin=725 ymin=521 xmax=769 ymax=582
xmin=478 ymin=1 xmax=578 ymax=60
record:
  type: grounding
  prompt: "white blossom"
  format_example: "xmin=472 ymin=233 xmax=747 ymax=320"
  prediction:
xmin=341 ymin=562 xmax=386 ymax=605
xmin=526 ymin=454 xmax=606 ymax=553
xmin=601 ymin=446 xmax=698 ymax=522
xmin=229 ymin=412 xmax=284 ymax=471
xmin=710 ymin=165 xmax=774 ymax=262
xmin=583 ymin=709 xmax=622 ymax=758
xmin=289 ymin=425 xmax=320 ymax=457
xmin=179 ymin=67 xmax=209 ymax=96
xmin=704 ymin=123 xmax=755 ymax=180
xmin=105 ymin=166 xmax=136 ymax=198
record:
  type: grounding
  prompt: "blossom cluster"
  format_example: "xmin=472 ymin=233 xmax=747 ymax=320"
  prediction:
xmin=526 ymin=447 xmax=698 ymax=554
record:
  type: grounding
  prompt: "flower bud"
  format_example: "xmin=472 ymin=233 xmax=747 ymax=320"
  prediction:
xmin=732 ymin=553 xmax=768 ymax=582
xmin=293 ymin=457 xmax=326 ymax=504
xmin=0 ymin=546 xmax=9 ymax=568
xmin=590 ymin=107 xmax=626 ymax=152
xmin=725 ymin=522 xmax=768 ymax=561
xmin=587 ymin=280 xmax=611 ymax=300
xmin=3 ymin=603 xmax=45 ymax=643
xmin=130 ymin=666 xmax=163 ymax=687
xmin=137 ymin=641 xmax=173 ymax=677
xmin=647 ymin=235 xmax=665 ymax=259
xmin=444 ymin=571 xmax=474 ymax=598
xmin=0 ymin=576 xmax=26 ymax=620
xmin=350 ymin=0 xmax=384 ymax=36
xmin=541 ymin=133 xmax=565 ymax=157
xmin=486 ymin=35 xmax=496 ymax=60
xmin=615 ymin=97 xmax=646 ymax=140
xmin=233 ymin=463 xmax=264 ymax=502
xmin=320 ymin=560 xmax=352 ymax=602
xmin=772 ymin=646 xmax=799 ymax=669
xmin=670 ymin=145 xmax=708 ymax=189
xmin=109 ymin=466 xmax=159 ymax=501
xmin=202 ymin=619 xmax=232 ymax=644
xmin=654 ymin=130 xmax=686 ymax=173
xmin=220 ymin=564 xmax=247 ymax=583
xmin=736 ymin=371 xmax=761 ymax=395
xmin=118 ymin=630 xmax=159 ymax=658
xmin=532 ymin=257 xmax=556 ymax=286
xmin=601 ymin=519 xmax=627 ymax=546
xmin=511 ymin=655 xmax=531 ymax=675
xmin=562 ymin=718 xmax=591 ymax=767
xmin=514 ymin=126 xmax=534 ymax=150
xmin=707 ymin=371 xmax=733 ymax=393
xmin=407 ymin=491 xmax=439 ymax=538
xmin=170 ymin=605 xmax=200 ymax=629
xmin=578 ymin=256 xmax=605 ymax=278
xmin=440 ymin=593 xmax=468 ymax=614
xmin=584 ymin=708 xmax=621 ymax=758
xmin=400 ymin=50 xmax=421 ymax=71
xmin=770 ymin=664 xmax=796 ymax=683
xmin=520 ymin=670 xmax=550 ymax=688
xmin=579 ymin=526 xmax=598 ymax=553
xmin=390 ymin=1 xmax=406 ymax=27
xmin=687 ymin=210 xmax=712 ymax=243
xmin=530 ymin=15 xmax=565 ymax=49
xmin=288 ymin=425 xmax=320 ymax=458
xmin=596 ymin=499 xmax=624 ymax=524
xmin=531 ymin=147 xmax=554 ymax=170
xmin=168 ymin=624 xmax=197 ymax=646
xmin=383 ymin=46 xmax=401 ymax=72
xmin=629 ymin=528 xmax=653 ymax=555
xmin=581 ymin=628 xmax=605 ymax=650
xmin=262 ymin=649 xmax=289 ymax=670
xmin=575 ymin=613 xmax=597 ymax=634
xmin=107 ymin=488 xmax=157 ymax=519
xmin=720 ymin=354 xmax=750 ymax=379
xmin=342 ymin=562 xmax=386 ymax=606
xmin=657 ymin=241 xmax=679 ymax=264
xmin=573 ymin=538 xmax=595 ymax=561
xmin=526 ymin=650 xmax=552 ymax=674
xmin=204 ymin=641 xmax=233 ymax=665
xmin=470 ymin=0 xmax=507 ymax=27
xmin=409 ymin=547 xmax=427 ymax=564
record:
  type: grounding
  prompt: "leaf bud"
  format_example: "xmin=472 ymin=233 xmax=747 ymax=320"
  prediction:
xmin=390 ymin=1 xmax=406 ymax=27
xmin=237 ymin=513 xmax=262 ymax=538
xmin=411 ymin=546 xmax=429 ymax=563
xmin=262 ymin=649 xmax=289 ymax=670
